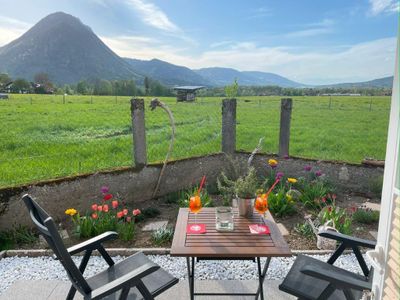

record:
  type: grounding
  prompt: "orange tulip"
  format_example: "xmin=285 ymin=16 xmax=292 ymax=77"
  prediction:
xmin=112 ymin=200 xmax=118 ymax=209
xmin=117 ymin=211 xmax=124 ymax=218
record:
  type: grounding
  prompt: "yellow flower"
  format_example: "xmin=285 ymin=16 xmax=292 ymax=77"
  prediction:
xmin=268 ymin=159 xmax=278 ymax=166
xmin=286 ymin=193 xmax=294 ymax=202
xmin=287 ymin=178 xmax=297 ymax=184
xmin=65 ymin=208 xmax=77 ymax=216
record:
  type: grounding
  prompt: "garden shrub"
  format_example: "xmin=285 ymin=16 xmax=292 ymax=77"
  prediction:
xmin=65 ymin=186 xmax=141 ymax=241
xmin=353 ymin=206 xmax=380 ymax=224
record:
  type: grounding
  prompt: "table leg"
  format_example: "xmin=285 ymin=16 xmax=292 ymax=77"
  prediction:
xmin=255 ymin=257 xmax=271 ymax=300
xmin=186 ymin=257 xmax=195 ymax=300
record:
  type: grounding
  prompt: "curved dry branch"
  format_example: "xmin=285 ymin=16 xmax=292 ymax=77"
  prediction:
xmin=149 ymin=98 xmax=176 ymax=198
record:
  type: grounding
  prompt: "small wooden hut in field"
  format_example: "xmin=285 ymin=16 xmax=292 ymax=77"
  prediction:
xmin=173 ymin=86 xmax=204 ymax=102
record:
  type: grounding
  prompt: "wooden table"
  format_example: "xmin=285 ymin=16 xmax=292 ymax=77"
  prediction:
xmin=170 ymin=208 xmax=292 ymax=299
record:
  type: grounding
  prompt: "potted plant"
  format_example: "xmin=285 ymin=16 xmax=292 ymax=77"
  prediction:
xmin=234 ymin=167 xmax=259 ymax=217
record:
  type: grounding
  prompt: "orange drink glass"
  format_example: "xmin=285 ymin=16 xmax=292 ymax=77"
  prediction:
xmin=254 ymin=194 xmax=268 ymax=224
xmin=189 ymin=195 xmax=202 ymax=231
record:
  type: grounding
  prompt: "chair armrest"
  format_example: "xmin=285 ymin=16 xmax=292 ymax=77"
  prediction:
xmin=318 ymin=231 xmax=376 ymax=248
xmin=90 ymin=262 xmax=160 ymax=299
xmin=300 ymin=265 xmax=372 ymax=291
xmin=67 ymin=231 xmax=118 ymax=255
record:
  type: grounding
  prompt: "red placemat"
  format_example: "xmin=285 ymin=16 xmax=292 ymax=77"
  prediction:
xmin=187 ymin=224 xmax=206 ymax=234
xmin=249 ymin=224 xmax=270 ymax=234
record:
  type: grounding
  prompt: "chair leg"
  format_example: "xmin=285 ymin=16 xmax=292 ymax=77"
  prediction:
xmin=327 ymin=242 xmax=347 ymax=264
xmin=119 ymin=287 xmax=130 ymax=300
xmin=66 ymin=250 xmax=92 ymax=300
xmin=316 ymin=284 xmax=336 ymax=300
xmin=136 ymin=280 xmax=155 ymax=300
xmin=352 ymin=246 xmax=369 ymax=277
xmin=98 ymin=245 xmax=115 ymax=266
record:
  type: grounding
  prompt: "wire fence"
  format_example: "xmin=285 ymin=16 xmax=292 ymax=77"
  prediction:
xmin=0 ymin=94 xmax=391 ymax=188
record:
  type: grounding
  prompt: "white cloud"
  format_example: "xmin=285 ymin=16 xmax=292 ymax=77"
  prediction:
xmin=369 ymin=0 xmax=399 ymax=15
xmin=0 ymin=16 xmax=31 ymax=46
xmin=285 ymin=18 xmax=334 ymax=38
xmin=124 ymin=0 xmax=181 ymax=33
xmin=102 ymin=35 xmax=396 ymax=84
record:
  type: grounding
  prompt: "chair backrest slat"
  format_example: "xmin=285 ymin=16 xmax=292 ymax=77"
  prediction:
xmin=22 ymin=194 xmax=92 ymax=295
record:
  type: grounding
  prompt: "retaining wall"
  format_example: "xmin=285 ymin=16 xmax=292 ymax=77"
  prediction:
xmin=0 ymin=153 xmax=383 ymax=230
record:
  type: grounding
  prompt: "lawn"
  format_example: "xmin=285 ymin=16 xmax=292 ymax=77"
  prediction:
xmin=0 ymin=94 xmax=390 ymax=187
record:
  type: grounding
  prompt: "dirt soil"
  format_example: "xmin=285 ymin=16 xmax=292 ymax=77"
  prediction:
xmin=22 ymin=192 xmax=379 ymax=251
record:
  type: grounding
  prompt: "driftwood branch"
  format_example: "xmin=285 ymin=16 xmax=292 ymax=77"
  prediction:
xmin=149 ymin=98 xmax=176 ymax=198
xmin=247 ymin=137 xmax=264 ymax=167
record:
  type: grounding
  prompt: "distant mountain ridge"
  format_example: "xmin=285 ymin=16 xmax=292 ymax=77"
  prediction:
xmin=318 ymin=76 xmax=394 ymax=88
xmin=0 ymin=11 xmax=393 ymax=88
xmin=124 ymin=58 xmax=213 ymax=86
xmin=194 ymin=67 xmax=305 ymax=87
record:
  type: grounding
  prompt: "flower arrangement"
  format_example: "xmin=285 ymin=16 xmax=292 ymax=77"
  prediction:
xmin=65 ymin=186 xmax=141 ymax=241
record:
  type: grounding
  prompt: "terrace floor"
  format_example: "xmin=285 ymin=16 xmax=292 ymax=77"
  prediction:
xmin=0 ymin=279 xmax=295 ymax=299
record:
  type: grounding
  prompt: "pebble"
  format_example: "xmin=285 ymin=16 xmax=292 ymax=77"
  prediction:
xmin=0 ymin=254 xmax=370 ymax=295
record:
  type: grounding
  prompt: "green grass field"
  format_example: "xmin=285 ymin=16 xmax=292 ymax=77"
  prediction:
xmin=0 ymin=94 xmax=390 ymax=188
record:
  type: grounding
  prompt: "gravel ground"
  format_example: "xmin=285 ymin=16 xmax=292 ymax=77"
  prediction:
xmin=0 ymin=254 xmax=370 ymax=295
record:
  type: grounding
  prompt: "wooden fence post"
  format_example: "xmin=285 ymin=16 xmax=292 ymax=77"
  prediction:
xmin=221 ymin=98 xmax=237 ymax=154
xmin=279 ymin=98 xmax=293 ymax=157
xmin=131 ymin=98 xmax=147 ymax=168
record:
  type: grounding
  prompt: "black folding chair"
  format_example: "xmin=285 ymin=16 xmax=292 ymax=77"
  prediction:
xmin=279 ymin=230 xmax=375 ymax=300
xmin=22 ymin=194 xmax=178 ymax=300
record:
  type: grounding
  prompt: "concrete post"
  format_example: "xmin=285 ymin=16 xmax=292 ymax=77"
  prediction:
xmin=222 ymin=98 xmax=237 ymax=154
xmin=279 ymin=98 xmax=293 ymax=157
xmin=131 ymin=98 xmax=147 ymax=168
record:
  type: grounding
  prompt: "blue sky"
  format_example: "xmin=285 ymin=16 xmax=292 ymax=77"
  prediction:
xmin=0 ymin=0 xmax=398 ymax=84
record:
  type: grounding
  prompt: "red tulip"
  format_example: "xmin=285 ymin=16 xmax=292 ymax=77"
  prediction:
xmin=91 ymin=213 xmax=98 ymax=219
xmin=91 ymin=204 xmax=98 ymax=211
xmin=97 ymin=205 xmax=103 ymax=212
xmin=117 ymin=211 xmax=124 ymax=218
xmin=103 ymin=204 xmax=109 ymax=212
xmin=112 ymin=200 xmax=118 ymax=209
xmin=133 ymin=209 xmax=141 ymax=216
xmin=103 ymin=194 xmax=113 ymax=201
xmin=123 ymin=209 xmax=128 ymax=216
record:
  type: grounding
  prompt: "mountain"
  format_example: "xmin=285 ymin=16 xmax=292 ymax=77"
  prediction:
xmin=0 ymin=12 xmax=141 ymax=84
xmin=318 ymin=76 xmax=394 ymax=88
xmin=194 ymin=67 xmax=305 ymax=87
xmin=124 ymin=58 xmax=212 ymax=86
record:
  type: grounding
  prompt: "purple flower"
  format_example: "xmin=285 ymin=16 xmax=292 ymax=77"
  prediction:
xmin=271 ymin=164 xmax=277 ymax=169
xmin=276 ymin=172 xmax=284 ymax=180
xmin=101 ymin=186 xmax=109 ymax=194
xmin=315 ymin=170 xmax=323 ymax=177
xmin=283 ymin=155 xmax=289 ymax=159
xmin=304 ymin=165 xmax=312 ymax=172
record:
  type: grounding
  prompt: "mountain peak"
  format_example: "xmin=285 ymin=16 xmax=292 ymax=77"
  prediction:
xmin=0 ymin=12 xmax=140 ymax=84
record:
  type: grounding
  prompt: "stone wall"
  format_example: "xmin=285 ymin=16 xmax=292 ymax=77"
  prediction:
xmin=0 ymin=152 xmax=383 ymax=230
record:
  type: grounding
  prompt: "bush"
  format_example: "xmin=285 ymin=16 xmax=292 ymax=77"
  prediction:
xmin=65 ymin=187 xmax=141 ymax=241
xmin=179 ymin=186 xmax=213 ymax=208
xmin=353 ymin=207 xmax=380 ymax=224
xmin=320 ymin=205 xmax=353 ymax=235
xmin=294 ymin=221 xmax=315 ymax=239
xmin=298 ymin=179 xmax=334 ymax=211
xmin=267 ymin=187 xmax=297 ymax=217
xmin=0 ymin=225 xmax=37 ymax=250
xmin=151 ymin=227 xmax=174 ymax=246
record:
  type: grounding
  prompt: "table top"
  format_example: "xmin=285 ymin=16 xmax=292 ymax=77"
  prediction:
xmin=170 ymin=208 xmax=292 ymax=258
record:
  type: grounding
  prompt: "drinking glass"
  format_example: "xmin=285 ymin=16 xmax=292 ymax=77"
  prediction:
xmin=189 ymin=195 xmax=202 ymax=231
xmin=254 ymin=194 xmax=268 ymax=230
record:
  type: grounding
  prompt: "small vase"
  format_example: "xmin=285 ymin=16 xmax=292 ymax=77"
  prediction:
xmin=236 ymin=197 xmax=254 ymax=217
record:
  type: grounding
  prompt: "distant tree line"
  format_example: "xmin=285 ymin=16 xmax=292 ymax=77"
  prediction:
xmin=0 ymin=73 xmax=173 ymax=97
xmin=198 ymin=85 xmax=392 ymax=97
xmin=1 ymin=72 xmax=391 ymax=97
